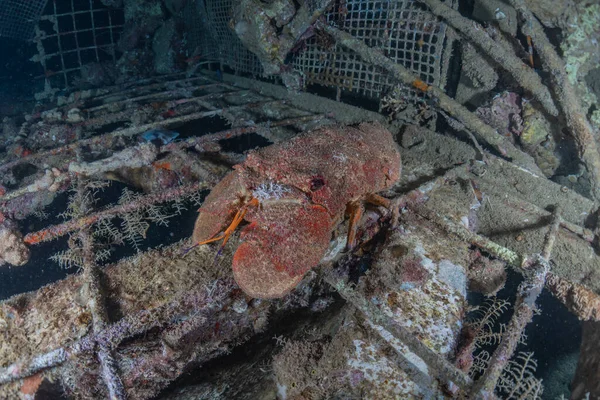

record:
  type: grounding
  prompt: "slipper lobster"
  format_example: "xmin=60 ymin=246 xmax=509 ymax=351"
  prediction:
xmin=192 ymin=122 xmax=401 ymax=298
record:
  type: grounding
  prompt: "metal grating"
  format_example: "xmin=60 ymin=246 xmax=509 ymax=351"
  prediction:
xmin=28 ymin=0 xmax=451 ymax=108
xmin=32 ymin=0 xmax=124 ymax=90
xmin=0 ymin=0 xmax=48 ymax=40
xmin=181 ymin=0 xmax=219 ymax=61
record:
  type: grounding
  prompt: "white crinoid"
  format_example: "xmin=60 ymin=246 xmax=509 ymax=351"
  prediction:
xmin=252 ymin=181 xmax=290 ymax=202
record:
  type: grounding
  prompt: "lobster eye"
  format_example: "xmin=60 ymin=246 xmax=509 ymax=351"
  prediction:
xmin=310 ymin=177 xmax=325 ymax=191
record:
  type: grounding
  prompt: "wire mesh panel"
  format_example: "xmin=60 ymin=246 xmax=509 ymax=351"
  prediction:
xmin=205 ymin=0 xmax=264 ymax=76
xmin=295 ymin=0 xmax=450 ymax=101
xmin=188 ymin=0 xmax=453 ymax=109
xmin=182 ymin=0 xmax=264 ymax=76
xmin=0 ymin=0 xmax=48 ymax=40
xmin=181 ymin=0 xmax=219 ymax=61
xmin=32 ymin=0 xmax=124 ymax=90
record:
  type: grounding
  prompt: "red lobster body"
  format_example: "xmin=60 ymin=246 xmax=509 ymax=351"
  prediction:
xmin=193 ymin=123 xmax=401 ymax=298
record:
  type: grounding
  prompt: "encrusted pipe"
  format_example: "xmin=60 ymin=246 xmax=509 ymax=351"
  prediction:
xmin=318 ymin=23 xmax=541 ymax=174
xmin=469 ymin=206 xmax=561 ymax=398
xmin=23 ymin=182 xmax=209 ymax=245
xmin=80 ymin=226 xmax=126 ymax=400
xmin=69 ymin=142 xmax=158 ymax=176
xmin=418 ymin=208 xmax=523 ymax=267
xmin=418 ymin=0 xmax=558 ymax=117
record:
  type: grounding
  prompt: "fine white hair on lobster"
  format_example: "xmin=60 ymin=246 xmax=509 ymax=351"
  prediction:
xmin=252 ymin=181 xmax=291 ymax=202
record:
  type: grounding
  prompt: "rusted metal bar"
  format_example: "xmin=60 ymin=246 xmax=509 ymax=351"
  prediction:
xmin=164 ymin=113 xmax=331 ymax=152
xmin=0 ymin=99 xmax=279 ymax=177
xmin=0 ymin=109 xmax=215 ymax=175
xmin=84 ymin=83 xmax=225 ymax=114
xmin=84 ymin=74 xmax=215 ymax=104
xmin=419 ymin=207 xmax=523 ymax=267
xmin=78 ymin=179 xmax=125 ymax=400
xmin=319 ymin=22 xmax=542 ymax=174
xmin=0 ymin=113 xmax=325 ymax=205
xmin=23 ymin=182 xmax=209 ymax=245
xmin=81 ymin=90 xmax=254 ymax=128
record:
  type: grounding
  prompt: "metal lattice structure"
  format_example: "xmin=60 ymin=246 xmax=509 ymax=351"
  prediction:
xmin=0 ymin=0 xmax=48 ymax=40
xmin=29 ymin=0 xmax=452 ymax=110
xmin=0 ymin=72 xmax=387 ymax=398
xmin=184 ymin=0 xmax=265 ymax=76
xmin=293 ymin=0 xmax=450 ymax=100
xmin=32 ymin=0 xmax=124 ymax=90
xmin=186 ymin=0 xmax=453 ymax=104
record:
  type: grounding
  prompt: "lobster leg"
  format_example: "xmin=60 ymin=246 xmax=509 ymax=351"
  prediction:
xmin=189 ymin=170 xmax=256 ymax=255
xmin=346 ymin=200 xmax=364 ymax=251
xmin=346 ymin=193 xmax=392 ymax=250
xmin=190 ymin=197 xmax=259 ymax=252
xmin=365 ymin=193 xmax=391 ymax=208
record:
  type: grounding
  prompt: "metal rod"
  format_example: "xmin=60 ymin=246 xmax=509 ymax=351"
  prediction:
xmin=78 ymin=179 xmax=125 ymax=400
xmin=507 ymin=0 xmax=600 ymax=203
xmin=469 ymin=206 xmax=561 ymax=398
xmin=417 ymin=0 xmax=558 ymax=116
xmin=23 ymin=182 xmax=209 ymax=245
xmin=324 ymin=273 xmax=473 ymax=391
xmin=318 ymin=22 xmax=541 ymax=174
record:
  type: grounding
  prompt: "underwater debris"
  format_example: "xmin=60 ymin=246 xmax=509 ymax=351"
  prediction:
xmin=139 ymin=129 xmax=179 ymax=145
xmin=319 ymin=22 xmax=541 ymax=174
xmin=421 ymin=0 xmax=558 ymax=117
xmin=231 ymin=0 xmax=333 ymax=75
xmin=68 ymin=143 xmax=158 ymax=176
xmin=0 ymin=69 xmax=597 ymax=397
xmin=509 ymin=0 xmax=600 ymax=202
